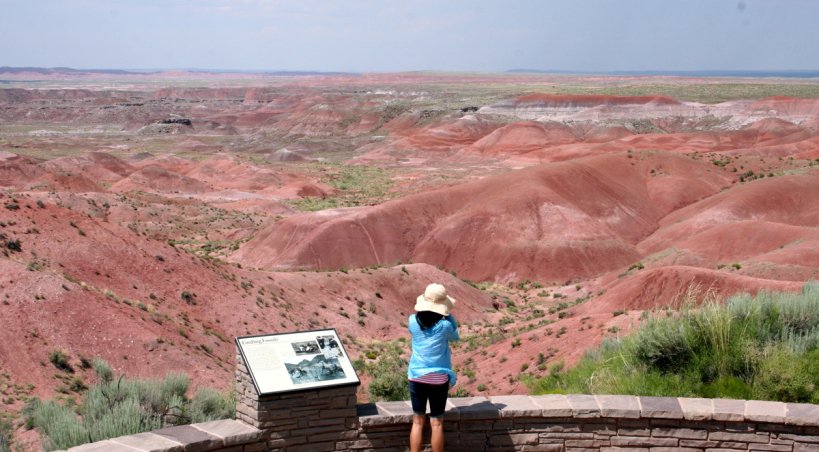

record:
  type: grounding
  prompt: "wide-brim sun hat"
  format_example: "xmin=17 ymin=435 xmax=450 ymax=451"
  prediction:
xmin=414 ymin=283 xmax=456 ymax=316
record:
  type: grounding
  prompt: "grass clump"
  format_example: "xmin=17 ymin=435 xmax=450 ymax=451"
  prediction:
xmin=528 ymin=282 xmax=819 ymax=403
xmin=24 ymin=359 xmax=234 ymax=451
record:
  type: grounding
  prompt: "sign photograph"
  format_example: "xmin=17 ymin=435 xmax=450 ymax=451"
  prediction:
xmin=236 ymin=329 xmax=359 ymax=395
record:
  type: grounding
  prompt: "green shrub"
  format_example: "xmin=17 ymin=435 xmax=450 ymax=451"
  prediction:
xmin=363 ymin=343 xmax=410 ymax=402
xmin=25 ymin=359 xmax=233 ymax=451
xmin=49 ymin=350 xmax=73 ymax=373
xmin=529 ymin=283 xmax=819 ymax=402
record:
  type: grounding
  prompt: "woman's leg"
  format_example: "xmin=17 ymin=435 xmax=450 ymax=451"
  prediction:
xmin=410 ymin=414 xmax=425 ymax=452
xmin=408 ymin=381 xmax=427 ymax=452
xmin=429 ymin=417 xmax=444 ymax=452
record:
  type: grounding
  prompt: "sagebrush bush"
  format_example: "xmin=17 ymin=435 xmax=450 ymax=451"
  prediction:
xmin=25 ymin=359 xmax=234 ymax=451
xmin=528 ymin=283 xmax=819 ymax=402
xmin=363 ymin=343 xmax=410 ymax=402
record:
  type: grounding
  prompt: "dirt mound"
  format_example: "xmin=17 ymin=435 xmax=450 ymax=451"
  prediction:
xmin=398 ymin=115 xmax=502 ymax=151
xmin=182 ymin=155 xmax=282 ymax=191
xmin=41 ymin=152 xmax=135 ymax=185
xmin=110 ymin=165 xmax=212 ymax=193
xmin=0 ymin=153 xmax=44 ymax=188
xmin=748 ymin=97 xmax=819 ymax=117
xmin=640 ymin=172 xmax=819 ymax=256
xmin=232 ymin=152 xmax=730 ymax=282
xmin=467 ymin=121 xmax=577 ymax=155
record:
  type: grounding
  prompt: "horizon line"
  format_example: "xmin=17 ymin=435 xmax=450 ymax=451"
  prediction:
xmin=3 ymin=66 xmax=819 ymax=79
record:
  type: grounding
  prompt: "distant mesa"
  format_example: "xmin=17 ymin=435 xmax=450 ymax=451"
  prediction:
xmin=138 ymin=116 xmax=194 ymax=134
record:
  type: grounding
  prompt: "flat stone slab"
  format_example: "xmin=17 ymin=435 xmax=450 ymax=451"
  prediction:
xmin=67 ymin=440 xmax=142 ymax=451
xmin=376 ymin=400 xmax=414 ymax=415
xmin=745 ymin=400 xmax=786 ymax=423
xmin=489 ymin=395 xmax=542 ymax=417
xmin=567 ymin=394 xmax=601 ymax=418
xmin=192 ymin=419 xmax=262 ymax=446
xmin=596 ymin=395 xmax=640 ymax=419
xmin=786 ymin=403 xmax=819 ymax=427
xmin=530 ymin=394 xmax=572 ymax=417
xmin=374 ymin=400 xmax=414 ymax=423
xmin=110 ymin=432 xmax=184 ymax=452
xmin=713 ymin=398 xmax=746 ymax=422
xmin=639 ymin=396 xmax=683 ymax=419
xmin=679 ymin=397 xmax=713 ymax=421
xmin=449 ymin=396 xmax=500 ymax=420
xmin=153 ymin=425 xmax=222 ymax=452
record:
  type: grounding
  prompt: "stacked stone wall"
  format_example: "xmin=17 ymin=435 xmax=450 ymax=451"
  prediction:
xmin=65 ymin=351 xmax=819 ymax=451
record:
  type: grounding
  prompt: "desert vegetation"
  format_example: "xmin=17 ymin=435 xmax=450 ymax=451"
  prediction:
xmin=23 ymin=358 xmax=233 ymax=451
xmin=529 ymin=283 xmax=819 ymax=402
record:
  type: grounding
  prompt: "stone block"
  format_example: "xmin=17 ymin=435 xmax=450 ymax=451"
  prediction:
xmin=648 ymin=449 xmax=702 ymax=452
xmin=678 ymin=397 xmax=713 ymax=421
xmin=596 ymin=395 xmax=641 ymax=419
xmin=286 ymin=440 xmax=336 ymax=452
xmin=530 ymin=394 xmax=573 ymax=418
xmin=708 ymin=430 xmax=770 ymax=443
xmin=617 ymin=428 xmax=650 ymax=437
xmin=565 ymin=439 xmax=611 ymax=447
xmin=489 ymin=433 xmax=540 ymax=446
xmin=787 ymin=403 xmax=819 ymax=427
xmin=191 ymin=419 xmax=262 ymax=446
xmin=609 ymin=436 xmax=678 ymax=447
xmin=153 ymin=425 xmax=222 ymax=452
xmin=490 ymin=395 xmax=543 ymax=418
xmin=540 ymin=432 xmax=595 ymax=439
xmin=66 ymin=440 xmax=141 ymax=451
xmin=639 ymin=397 xmax=683 ymax=420
xmin=109 ymin=432 xmax=184 ymax=451
xmin=319 ymin=408 xmax=357 ymax=419
xmin=566 ymin=394 xmax=601 ymax=418
xmin=650 ymin=427 xmax=708 ymax=439
xmin=599 ymin=448 xmax=649 ymax=452
xmin=335 ymin=438 xmax=386 ymax=449
xmin=450 ymin=396 xmax=501 ymax=420
xmin=712 ymin=399 xmax=746 ymax=422
xmin=520 ymin=445 xmax=564 ymax=452
xmin=779 ymin=433 xmax=819 ymax=443
xmin=795 ymin=444 xmax=819 ymax=452
xmin=679 ymin=438 xmax=719 ymax=447
xmin=580 ymin=422 xmax=616 ymax=436
xmin=748 ymin=444 xmax=794 ymax=451
xmin=746 ymin=400 xmax=787 ymax=424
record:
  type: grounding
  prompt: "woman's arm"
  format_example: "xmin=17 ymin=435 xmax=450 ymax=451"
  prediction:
xmin=445 ymin=315 xmax=460 ymax=341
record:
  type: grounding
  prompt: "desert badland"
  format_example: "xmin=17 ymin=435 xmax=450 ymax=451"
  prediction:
xmin=1 ymin=70 xmax=818 ymax=432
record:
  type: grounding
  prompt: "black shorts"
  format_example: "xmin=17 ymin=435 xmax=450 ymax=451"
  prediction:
xmin=409 ymin=380 xmax=449 ymax=418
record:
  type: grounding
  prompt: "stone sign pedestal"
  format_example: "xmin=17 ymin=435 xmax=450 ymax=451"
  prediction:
xmin=235 ymin=347 xmax=358 ymax=451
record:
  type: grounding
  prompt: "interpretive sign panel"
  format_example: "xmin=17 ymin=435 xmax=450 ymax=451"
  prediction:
xmin=236 ymin=329 xmax=360 ymax=395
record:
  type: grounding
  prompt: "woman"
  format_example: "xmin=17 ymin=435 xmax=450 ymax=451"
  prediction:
xmin=407 ymin=283 xmax=459 ymax=452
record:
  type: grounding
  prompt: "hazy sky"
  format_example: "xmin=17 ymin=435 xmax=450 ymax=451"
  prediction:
xmin=1 ymin=0 xmax=818 ymax=72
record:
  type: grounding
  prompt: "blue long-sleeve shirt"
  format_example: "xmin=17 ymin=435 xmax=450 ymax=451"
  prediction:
xmin=407 ymin=314 xmax=460 ymax=386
